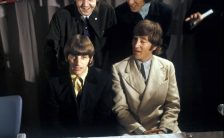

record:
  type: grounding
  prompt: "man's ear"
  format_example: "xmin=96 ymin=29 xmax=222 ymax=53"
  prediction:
xmin=65 ymin=57 xmax=68 ymax=62
xmin=152 ymin=46 xmax=157 ymax=51
xmin=90 ymin=57 xmax=93 ymax=63
xmin=88 ymin=57 xmax=94 ymax=66
xmin=150 ymin=45 xmax=157 ymax=51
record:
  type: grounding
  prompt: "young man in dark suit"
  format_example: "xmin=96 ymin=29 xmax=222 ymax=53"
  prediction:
xmin=45 ymin=34 xmax=117 ymax=137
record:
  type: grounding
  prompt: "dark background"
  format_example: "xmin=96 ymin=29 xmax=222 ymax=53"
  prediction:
xmin=177 ymin=0 xmax=223 ymax=132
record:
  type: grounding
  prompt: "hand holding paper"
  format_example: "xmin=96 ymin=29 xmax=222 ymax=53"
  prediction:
xmin=185 ymin=9 xmax=214 ymax=29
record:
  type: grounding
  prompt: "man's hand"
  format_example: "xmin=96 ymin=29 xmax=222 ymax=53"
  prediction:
xmin=185 ymin=12 xmax=202 ymax=23
xmin=143 ymin=128 xmax=164 ymax=135
xmin=185 ymin=9 xmax=214 ymax=29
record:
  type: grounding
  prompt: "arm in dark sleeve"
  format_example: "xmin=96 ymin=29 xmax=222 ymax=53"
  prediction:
xmin=96 ymin=73 xmax=114 ymax=123
xmin=44 ymin=13 xmax=61 ymax=76
xmin=44 ymin=78 xmax=64 ymax=136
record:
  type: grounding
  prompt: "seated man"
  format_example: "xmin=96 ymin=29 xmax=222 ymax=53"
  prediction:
xmin=112 ymin=19 xmax=181 ymax=135
xmin=45 ymin=34 xmax=117 ymax=137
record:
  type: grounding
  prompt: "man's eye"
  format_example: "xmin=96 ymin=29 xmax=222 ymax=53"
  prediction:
xmin=81 ymin=56 xmax=89 ymax=59
xmin=141 ymin=40 xmax=148 ymax=43
xmin=71 ymin=57 xmax=76 ymax=61
xmin=68 ymin=55 xmax=75 ymax=60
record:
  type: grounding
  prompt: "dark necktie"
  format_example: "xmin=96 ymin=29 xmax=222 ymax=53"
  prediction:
xmin=83 ymin=17 xmax=90 ymax=37
xmin=140 ymin=63 xmax=146 ymax=80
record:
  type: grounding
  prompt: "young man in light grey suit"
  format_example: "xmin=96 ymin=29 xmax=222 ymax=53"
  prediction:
xmin=112 ymin=19 xmax=180 ymax=135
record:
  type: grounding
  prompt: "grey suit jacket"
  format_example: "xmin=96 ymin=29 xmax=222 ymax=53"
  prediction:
xmin=112 ymin=55 xmax=180 ymax=133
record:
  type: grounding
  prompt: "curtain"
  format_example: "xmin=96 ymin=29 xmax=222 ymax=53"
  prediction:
xmin=0 ymin=0 xmax=73 ymax=83
xmin=0 ymin=0 xmax=73 ymax=136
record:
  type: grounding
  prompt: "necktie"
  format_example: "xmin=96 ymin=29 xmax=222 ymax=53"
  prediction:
xmin=140 ymin=63 xmax=146 ymax=80
xmin=83 ymin=17 xmax=90 ymax=37
xmin=72 ymin=76 xmax=83 ymax=96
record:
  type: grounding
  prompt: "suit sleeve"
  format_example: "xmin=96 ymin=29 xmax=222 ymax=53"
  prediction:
xmin=44 ymin=79 xmax=65 ymax=135
xmin=96 ymin=73 xmax=114 ymax=123
xmin=112 ymin=65 xmax=146 ymax=134
xmin=159 ymin=62 xmax=180 ymax=132
xmin=162 ymin=5 xmax=172 ymax=50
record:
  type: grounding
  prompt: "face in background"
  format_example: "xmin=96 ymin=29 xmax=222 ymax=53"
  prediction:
xmin=76 ymin=0 xmax=97 ymax=16
xmin=127 ymin=0 xmax=145 ymax=12
xmin=68 ymin=54 xmax=93 ymax=76
xmin=132 ymin=35 xmax=156 ymax=62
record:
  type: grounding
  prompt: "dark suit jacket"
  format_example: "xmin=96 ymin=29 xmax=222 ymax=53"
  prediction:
xmin=45 ymin=67 xmax=117 ymax=137
xmin=45 ymin=1 xmax=116 ymax=75
xmin=109 ymin=0 xmax=172 ymax=64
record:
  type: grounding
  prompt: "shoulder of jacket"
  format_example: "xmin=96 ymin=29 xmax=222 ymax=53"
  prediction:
xmin=90 ymin=67 xmax=110 ymax=77
xmin=52 ymin=5 xmax=74 ymax=19
xmin=115 ymin=2 xmax=128 ymax=11
xmin=97 ymin=0 xmax=114 ymax=9
xmin=153 ymin=55 xmax=173 ymax=66
xmin=113 ymin=57 xmax=131 ymax=69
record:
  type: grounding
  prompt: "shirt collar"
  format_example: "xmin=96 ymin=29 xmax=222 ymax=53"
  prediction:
xmin=135 ymin=59 xmax=152 ymax=71
xmin=139 ymin=2 xmax=151 ymax=19
xmin=82 ymin=15 xmax=90 ymax=19
xmin=70 ymin=67 xmax=88 ymax=84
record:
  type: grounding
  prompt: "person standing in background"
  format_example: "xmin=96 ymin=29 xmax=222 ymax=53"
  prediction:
xmin=181 ymin=0 xmax=224 ymax=131
xmin=45 ymin=0 xmax=116 ymax=76
xmin=109 ymin=0 xmax=172 ymax=65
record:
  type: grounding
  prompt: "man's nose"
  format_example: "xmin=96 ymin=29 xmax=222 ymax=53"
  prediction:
xmin=82 ymin=0 xmax=89 ymax=6
xmin=127 ymin=0 xmax=135 ymax=5
xmin=133 ymin=39 xmax=141 ymax=48
xmin=74 ymin=57 xmax=81 ymax=65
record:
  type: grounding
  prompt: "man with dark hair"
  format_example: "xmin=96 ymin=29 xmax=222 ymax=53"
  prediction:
xmin=112 ymin=20 xmax=180 ymax=135
xmin=45 ymin=34 xmax=117 ymax=137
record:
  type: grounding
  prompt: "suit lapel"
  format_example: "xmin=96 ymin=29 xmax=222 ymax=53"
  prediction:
xmin=78 ymin=68 xmax=98 ymax=109
xmin=59 ymin=75 xmax=78 ymax=103
xmin=140 ymin=56 xmax=166 ymax=106
xmin=70 ymin=5 xmax=86 ymax=35
xmin=146 ymin=1 xmax=159 ymax=18
xmin=88 ymin=10 xmax=101 ymax=38
xmin=123 ymin=57 xmax=146 ymax=94
xmin=71 ymin=4 xmax=101 ymax=38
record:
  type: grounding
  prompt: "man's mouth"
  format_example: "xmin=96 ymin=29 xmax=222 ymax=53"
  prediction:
xmin=81 ymin=7 xmax=91 ymax=12
xmin=133 ymin=50 xmax=141 ymax=53
xmin=72 ymin=66 xmax=81 ymax=71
